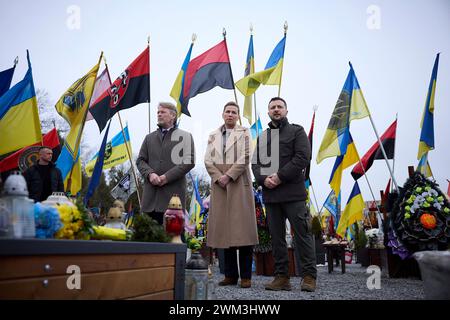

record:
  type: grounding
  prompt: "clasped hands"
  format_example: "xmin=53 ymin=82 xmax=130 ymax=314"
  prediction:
xmin=264 ymin=173 xmax=281 ymax=189
xmin=149 ymin=173 xmax=168 ymax=186
xmin=217 ymin=174 xmax=231 ymax=188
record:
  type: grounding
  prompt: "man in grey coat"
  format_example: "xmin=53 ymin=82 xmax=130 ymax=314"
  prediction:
xmin=252 ymin=97 xmax=317 ymax=292
xmin=136 ymin=102 xmax=195 ymax=224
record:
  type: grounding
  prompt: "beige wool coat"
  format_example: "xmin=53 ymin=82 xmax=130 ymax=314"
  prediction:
xmin=204 ymin=125 xmax=258 ymax=249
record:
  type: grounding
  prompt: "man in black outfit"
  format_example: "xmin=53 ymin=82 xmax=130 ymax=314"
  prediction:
xmin=23 ymin=146 xmax=64 ymax=202
xmin=252 ymin=97 xmax=317 ymax=292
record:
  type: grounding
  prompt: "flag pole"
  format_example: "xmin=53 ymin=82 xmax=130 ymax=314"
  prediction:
xmin=147 ymin=35 xmax=151 ymax=134
xmin=103 ymin=58 xmax=142 ymax=208
xmin=250 ymin=24 xmax=259 ymax=134
xmin=176 ymin=33 xmax=197 ymax=129
xmin=67 ymin=51 xmax=103 ymax=193
xmin=117 ymin=113 xmax=142 ymax=208
xmin=277 ymin=21 xmax=288 ymax=97
xmin=14 ymin=56 xmax=18 ymax=67
xmin=309 ymin=184 xmax=320 ymax=218
xmin=368 ymin=114 xmax=399 ymax=192
xmin=391 ymin=113 xmax=398 ymax=193
xmin=309 ymin=105 xmax=320 ymax=213
xmin=222 ymin=28 xmax=242 ymax=126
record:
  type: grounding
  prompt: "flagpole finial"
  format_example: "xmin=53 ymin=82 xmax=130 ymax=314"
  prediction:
xmin=147 ymin=35 xmax=150 ymax=45
xmin=250 ymin=23 xmax=253 ymax=34
xmin=313 ymin=105 xmax=318 ymax=112
xmin=192 ymin=33 xmax=197 ymax=43
xmin=222 ymin=28 xmax=227 ymax=38
xmin=14 ymin=56 xmax=19 ymax=66
xmin=284 ymin=21 xmax=288 ymax=34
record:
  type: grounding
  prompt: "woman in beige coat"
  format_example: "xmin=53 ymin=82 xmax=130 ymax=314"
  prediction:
xmin=204 ymin=101 xmax=258 ymax=288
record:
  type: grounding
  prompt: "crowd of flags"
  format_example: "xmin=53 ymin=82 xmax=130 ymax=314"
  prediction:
xmin=0 ymin=23 xmax=445 ymax=238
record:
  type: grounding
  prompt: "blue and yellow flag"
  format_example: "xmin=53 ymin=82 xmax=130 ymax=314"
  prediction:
xmin=329 ymin=129 xmax=360 ymax=197
xmin=418 ymin=53 xmax=440 ymax=160
xmin=336 ymin=181 xmax=364 ymax=237
xmin=56 ymin=55 xmax=102 ymax=195
xmin=323 ymin=189 xmax=340 ymax=219
xmin=170 ymin=42 xmax=194 ymax=117
xmin=85 ymin=124 xmax=132 ymax=177
xmin=243 ymin=34 xmax=255 ymax=124
xmin=0 ymin=51 xmax=41 ymax=156
xmin=321 ymin=190 xmax=340 ymax=230
xmin=250 ymin=115 xmax=263 ymax=148
xmin=417 ymin=153 xmax=433 ymax=178
xmin=188 ymin=174 xmax=204 ymax=231
xmin=317 ymin=63 xmax=370 ymax=164
xmin=0 ymin=63 xmax=16 ymax=97
xmin=235 ymin=35 xmax=286 ymax=97
xmin=84 ymin=120 xmax=112 ymax=206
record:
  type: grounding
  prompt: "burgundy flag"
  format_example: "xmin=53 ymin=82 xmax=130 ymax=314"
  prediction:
xmin=351 ymin=120 xmax=397 ymax=180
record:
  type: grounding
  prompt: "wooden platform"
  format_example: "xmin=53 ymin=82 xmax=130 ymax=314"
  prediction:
xmin=0 ymin=239 xmax=186 ymax=300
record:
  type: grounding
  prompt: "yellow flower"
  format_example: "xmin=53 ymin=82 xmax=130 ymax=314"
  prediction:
xmin=71 ymin=222 xmax=80 ymax=233
xmin=73 ymin=208 xmax=81 ymax=220
xmin=58 ymin=205 xmax=73 ymax=223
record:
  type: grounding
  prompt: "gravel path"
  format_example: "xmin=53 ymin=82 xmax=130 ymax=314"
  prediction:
xmin=212 ymin=264 xmax=424 ymax=300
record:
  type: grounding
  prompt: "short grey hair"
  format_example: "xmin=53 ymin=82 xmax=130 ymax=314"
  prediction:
xmin=158 ymin=102 xmax=177 ymax=115
xmin=158 ymin=102 xmax=178 ymax=125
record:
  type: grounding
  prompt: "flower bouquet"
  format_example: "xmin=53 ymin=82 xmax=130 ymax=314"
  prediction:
xmin=54 ymin=199 xmax=94 ymax=240
xmin=254 ymin=187 xmax=272 ymax=253
xmin=389 ymin=172 xmax=450 ymax=259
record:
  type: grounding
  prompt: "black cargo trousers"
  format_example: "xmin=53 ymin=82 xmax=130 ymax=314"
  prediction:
xmin=265 ymin=200 xmax=317 ymax=278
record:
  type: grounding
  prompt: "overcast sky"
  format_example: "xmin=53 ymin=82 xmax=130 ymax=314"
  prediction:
xmin=1 ymin=0 xmax=449 ymax=207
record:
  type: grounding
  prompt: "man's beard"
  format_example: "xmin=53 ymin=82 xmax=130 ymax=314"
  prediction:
xmin=270 ymin=116 xmax=283 ymax=126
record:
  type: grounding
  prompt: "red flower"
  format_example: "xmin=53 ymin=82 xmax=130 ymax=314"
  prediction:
xmin=420 ymin=213 xmax=437 ymax=230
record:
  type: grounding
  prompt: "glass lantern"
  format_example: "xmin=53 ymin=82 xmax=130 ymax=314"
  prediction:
xmin=163 ymin=194 xmax=184 ymax=243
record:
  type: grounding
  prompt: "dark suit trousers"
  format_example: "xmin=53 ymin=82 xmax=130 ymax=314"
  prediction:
xmin=224 ymin=246 xmax=253 ymax=280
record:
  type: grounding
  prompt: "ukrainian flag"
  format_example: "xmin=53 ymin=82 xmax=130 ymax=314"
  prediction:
xmin=336 ymin=182 xmax=365 ymax=237
xmin=56 ymin=56 xmax=102 ymax=195
xmin=328 ymin=130 xmax=360 ymax=197
xmin=188 ymin=175 xmax=204 ymax=231
xmin=243 ymin=34 xmax=255 ymax=124
xmin=170 ymin=42 xmax=194 ymax=117
xmin=0 ymin=51 xmax=41 ymax=156
xmin=0 ymin=63 xmax=16 ymax=97
xmin=418 ymin=53 xmax=440 ymax=160
xmin=235 ymin=35 xmax=285 ymax=97
xmin=323 ymin=190 xmax=340 ymax=219
xmin=317 ymin=63 xmax=370 ymax=164
xmin=417 ymin=153 xmax=433 ymax=178
xmin=250 ymin=115 xmax=262 ymax=148
xmin=85 ymin=125 xmax=132 ymax=177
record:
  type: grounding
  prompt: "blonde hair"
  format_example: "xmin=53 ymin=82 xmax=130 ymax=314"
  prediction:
xmin=158 ymin=102 xmax=178 ymax=125
xmin=222 ymin=101 xmax=240 ymax=113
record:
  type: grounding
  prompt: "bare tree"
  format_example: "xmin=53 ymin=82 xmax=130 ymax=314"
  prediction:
xmin=36 ymin=88 xmax=69 ymax=135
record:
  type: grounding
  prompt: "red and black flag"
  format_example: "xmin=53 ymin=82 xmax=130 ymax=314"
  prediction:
xmin=181 ymin=40 xmax=234 ymax=116
xmin=90 ymin=47 xmax=150 ymax=132
xmin=351 ymin=119 xmax=397 ymax=180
